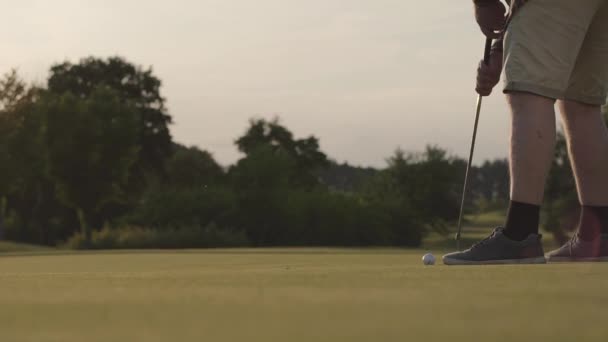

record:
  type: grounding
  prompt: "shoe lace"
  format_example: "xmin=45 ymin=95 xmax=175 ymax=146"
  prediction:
xmin=470 ymin=229 xmax=500 ymax=250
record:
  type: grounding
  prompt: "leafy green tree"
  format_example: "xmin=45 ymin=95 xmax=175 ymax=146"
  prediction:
xmin=166 ymin=144 xmax=224 ymax=188
xmin=0 ymin=70 xmax=35 ymax=111
xmin=47 ymin=57 xmax=172 ymax=179
xmin=230 ymin=145 xmax=294 ymax=245
xmin=231 ymin=119 xmax=329 ymax=244
xmin=0 ymin=71 xmax=44 ymax=188
xmin=318 ymin=161 xmax=378 ymax=192
xmin=125 ymin=144 xmax=233 ymax=236
xmin=127 ymin=184 xmax=237 ymax=231
xmin=0 ymin=75 xmax=14 ymax=237
xmin=0 ymin=72 xmax=20 ymax=195
xmin=368 ymin=146 xmax=463 ymax=233
xmin=42 ymin=87 xmax=140 ymax=243
xmin=0 ymin=70 xmax=63 ymax=243
xmin=471 ymin=159 xmax=509 ymax=212
xmin=235 ymin=118 xmax=328 ymax=187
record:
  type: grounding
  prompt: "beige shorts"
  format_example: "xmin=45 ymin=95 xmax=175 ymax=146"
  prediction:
xmin=504 ymin=0 xmax=608 ymax=105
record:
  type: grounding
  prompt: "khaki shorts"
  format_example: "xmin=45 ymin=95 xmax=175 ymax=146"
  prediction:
xmin=504 ymin=0 xmax=608 ymax=105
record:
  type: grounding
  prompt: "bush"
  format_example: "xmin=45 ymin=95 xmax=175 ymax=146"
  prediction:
xmin=236 ymin=189 xmax=424 ymax=247
xmin=126 ymin=185 xmax=237 ymax=229
xmin=64 ymin=223 xmax=250 ymax=250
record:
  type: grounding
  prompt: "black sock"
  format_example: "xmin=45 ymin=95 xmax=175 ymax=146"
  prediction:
xmin=577 ymin=206 xmax=608 ymax=241
xmin=503 ymin=201 xmax=541 ymax=241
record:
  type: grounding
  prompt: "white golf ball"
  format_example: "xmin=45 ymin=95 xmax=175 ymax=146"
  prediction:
xmin=422 ymin=253 xmax=436 ymax=266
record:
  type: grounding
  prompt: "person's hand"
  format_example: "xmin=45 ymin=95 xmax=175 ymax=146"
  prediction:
xmin=476 ymin=48 xmax=503 ymax=96
xmin=474 ymin=0 xmax=507 ymax=39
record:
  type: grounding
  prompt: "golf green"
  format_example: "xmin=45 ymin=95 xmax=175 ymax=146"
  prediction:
xmin=1 ymin=249 xmax=606 ymax=341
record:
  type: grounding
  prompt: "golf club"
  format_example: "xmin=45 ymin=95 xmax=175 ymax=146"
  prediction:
xmin=455 ymin=38 xmax=493 ymax=251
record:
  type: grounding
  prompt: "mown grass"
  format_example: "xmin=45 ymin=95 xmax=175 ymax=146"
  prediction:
xmin=0 ymin=212 xmax=604 ymax=341
xmin=0 ymin=249 xmax=607 ymax=342
xmin=0 ymin=241 xmax=53 ymax=253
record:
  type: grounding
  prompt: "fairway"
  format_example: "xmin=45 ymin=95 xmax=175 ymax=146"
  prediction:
xmin=1 ymin=249 xmax=607 ymax=342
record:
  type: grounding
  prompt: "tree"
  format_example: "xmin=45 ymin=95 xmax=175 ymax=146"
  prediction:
xmin=230 ymin=145 xmax=294 ymax=245
xmin=43 ymin=87 xmax=140 ymax=243
xmin=0 ymin=70 xmax=61 ymax=243
xmin=368 ymin=146 xmax=463 ymax=233
xmin=166 ymin=144 xmax=224 ymax=188
xmin=235 ymin=118 xmax=329 ymax=187
xmin=230 ymin=118 xmax=330 ymax=244
xmin=0 ymin=69 xmax=37 ymax=111
xmin=471 ymin=159 xmax=509 ymax=212
xmin=47 ymin=57 xmax=172 ymax=179
xmin=0 ymin=71 xmax=22 ymax=194
xmin=0 ymin=70 xmax=40 ymax=192
xmin=318 ymin=161 xmax=378 ymax=192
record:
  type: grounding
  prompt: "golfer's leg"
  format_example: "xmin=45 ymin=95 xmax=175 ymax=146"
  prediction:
xmin=559 ymin=101 xmax=608 ymax=207
xmin=508 ymin=93 xmax=556 ymax=205
xmin=556 ymin=0 xmax=608 ymax=244
xmin=499 ymin=0 xmax=600 ymax=241
xmin=502 ymin=0 xmax=597 ymax=206
xmin=544 ymin=1 xmax=608 ymax=262
xmin=443 ymin=95 xmax=554 ymax=265
xmin=560 ymin=0 xmax=608 ymax=207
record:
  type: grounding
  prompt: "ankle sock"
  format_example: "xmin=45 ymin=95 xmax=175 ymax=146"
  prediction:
xmin=503 ymin=201 xmax=541 ymax=241
xmin=577 ymin=206 xmax=608 ymax=240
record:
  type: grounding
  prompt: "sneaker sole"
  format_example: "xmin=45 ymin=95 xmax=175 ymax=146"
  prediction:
xmin=443 ymin=256 xmax=547 ymax=266
xmin=546 ymin=256 xmax=608 ymax=263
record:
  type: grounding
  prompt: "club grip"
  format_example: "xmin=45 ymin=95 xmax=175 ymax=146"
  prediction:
xmin=483 ymin=38 xmax=492 ymax=66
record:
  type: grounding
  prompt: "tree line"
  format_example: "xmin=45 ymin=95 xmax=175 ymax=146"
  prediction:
xmin=1 ymin=57 xmax=601 ymax=248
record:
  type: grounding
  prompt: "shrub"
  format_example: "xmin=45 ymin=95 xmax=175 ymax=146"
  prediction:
xmin=64 ymin=223 xmax=249 ymax=250
xmin=236 ymin=189 xmax=424 ymax=247
xmin=126 ymin=185 xmax=237 ymax=229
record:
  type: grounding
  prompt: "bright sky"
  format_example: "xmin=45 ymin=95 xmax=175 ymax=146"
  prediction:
xmin=1 ymin=0 xmax=511 ymax=167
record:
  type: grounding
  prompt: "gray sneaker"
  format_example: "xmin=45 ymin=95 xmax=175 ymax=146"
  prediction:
xmin=443 ymin=228 xmax=546 ymax=265
xmin=545 ymin=234 xmax=608 ymax=262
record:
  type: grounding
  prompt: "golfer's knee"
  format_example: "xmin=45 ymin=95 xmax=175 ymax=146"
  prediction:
xmin=559 ymin=99 xmax=601 ymax=121
xmin=507 ymin=91 xmax=556 ymax=114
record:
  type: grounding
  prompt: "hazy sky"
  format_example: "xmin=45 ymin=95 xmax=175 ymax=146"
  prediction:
xmin=2 ymin=0 xmax=512 ymax=167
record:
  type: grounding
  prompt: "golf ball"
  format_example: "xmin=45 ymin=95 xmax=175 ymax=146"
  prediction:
xmin=422 ymin=253 xmax=436 ymax=265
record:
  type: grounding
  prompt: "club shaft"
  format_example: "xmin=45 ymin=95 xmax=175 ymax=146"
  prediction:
xmin=455 ymin=38 xmax=492 ymax=251
xmin=456 ymin=95 xmax=483 ymax=251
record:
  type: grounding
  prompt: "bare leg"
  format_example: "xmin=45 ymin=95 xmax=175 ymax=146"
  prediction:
xmin=442 ymin=92 xmax=557 ymax=261
xmin=559 ymin=100 xmax=608 ymax=206
xmin=508 ymin=92 xmax=557 ymax=205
